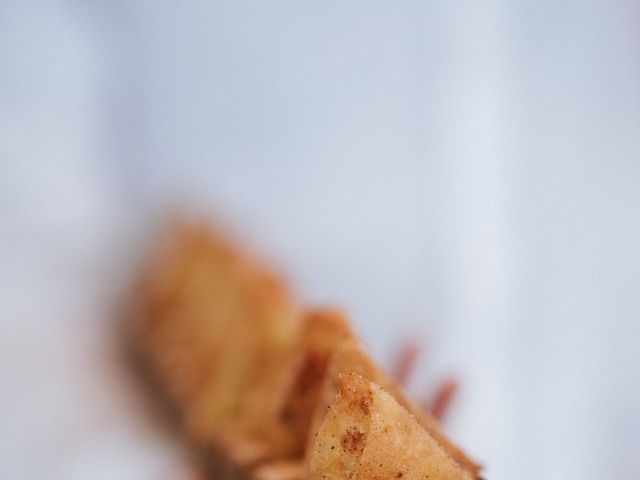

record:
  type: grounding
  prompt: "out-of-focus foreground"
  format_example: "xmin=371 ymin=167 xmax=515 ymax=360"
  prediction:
xmin=1 ymin=2 xmax=639 ymax=479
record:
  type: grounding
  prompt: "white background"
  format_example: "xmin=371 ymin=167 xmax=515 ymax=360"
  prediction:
xmin=1 ymin=1 xmax=639 ymax=479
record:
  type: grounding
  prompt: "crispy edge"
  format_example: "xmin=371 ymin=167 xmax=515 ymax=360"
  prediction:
xmin=307 ymin=339 xmax=482 ymax=477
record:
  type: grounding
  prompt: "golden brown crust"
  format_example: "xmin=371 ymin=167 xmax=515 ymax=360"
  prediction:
xmin=276 ymin=309 xmax=355 ymax=456
xmin=251 ymin=460 xmax=305 ymax=480
xmin=309 ymin=374 xmax=473 ymax=480
xmin=130 ymin=219 xmax=482 ymax=479
xmin=132 ymin=221 xmax=302 ymax=465
xmin=309 ymin=340 xmax=482 ymax=476
xmin=308 ymin=374 xmax=372 ymax=480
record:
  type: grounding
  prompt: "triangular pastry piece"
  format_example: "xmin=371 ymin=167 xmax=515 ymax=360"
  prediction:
xmin=308 ymin=339 xmax=481 ymax=476
xmin=309 ymin=373 xmax=473 ymax=480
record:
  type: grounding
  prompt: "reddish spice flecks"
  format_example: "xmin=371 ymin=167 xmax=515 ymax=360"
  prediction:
xmin=340 ymin=428 xmax=366 ymax=454
xmin=359 ymin=392 xmax=372 ymax=414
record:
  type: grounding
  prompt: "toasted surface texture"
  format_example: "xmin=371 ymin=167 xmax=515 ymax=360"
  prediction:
xmin=252 ymin=460 xmax=305 ymax=480
xmin=309 ymin=374 xmax=473 ymax=480
xmin=130 ymin=219 xmax=482 ymax=479
xmin=309 ymin=339 xmax=482 ymax=476
xmin=133 ymin=221 xmax=301 ymax=458
xmin=277 ymin=308 xmax=355 ymax=455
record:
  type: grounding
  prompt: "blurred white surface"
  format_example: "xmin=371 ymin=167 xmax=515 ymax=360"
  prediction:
xmin=1 ymin=1 xmax=639 ymax=479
